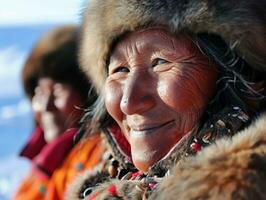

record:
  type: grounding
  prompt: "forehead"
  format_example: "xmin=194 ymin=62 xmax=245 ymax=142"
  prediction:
xmin=37 ymin=77 xmax=70 ymax=89
xmin=110 ymin=27 xmax=196 ymax=59
xmin=37 ymin=77 xmax=54 ymax=87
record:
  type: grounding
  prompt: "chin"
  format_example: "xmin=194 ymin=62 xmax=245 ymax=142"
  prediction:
xmin=44 ymin=128 xmax=60 ymax=143
xmin=133 ymin=159 xmax=155 ymax=172
xmin=132 ymin=149 xmax=167 ymax=172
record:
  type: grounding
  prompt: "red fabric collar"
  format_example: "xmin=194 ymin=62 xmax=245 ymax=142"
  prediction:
xmin=109 ymin=125 xmax=132 ymax=162
xmin=33 ymin=128 xmax=77 ymax=178
xmin=19 ymin=126 xmax=47 ymax=160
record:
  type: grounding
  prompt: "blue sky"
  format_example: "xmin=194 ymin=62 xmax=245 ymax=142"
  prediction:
xmin=0 ymin=0 xmax=85 ymax=26
xmin=0 ymin=0 xmax=86 ymax=150
xmin=0 ymin=0 xmax=86 ymax=97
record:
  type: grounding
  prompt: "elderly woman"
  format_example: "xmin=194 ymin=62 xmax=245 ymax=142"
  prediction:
xmin=68 ymin=0 xmax=266 ymax=199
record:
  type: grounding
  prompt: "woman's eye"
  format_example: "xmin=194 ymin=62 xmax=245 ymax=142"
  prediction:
xmin=152 ymin=58 xmax=168 ymax=67
xmin=112 ymin=66 xmax=130 ymax=74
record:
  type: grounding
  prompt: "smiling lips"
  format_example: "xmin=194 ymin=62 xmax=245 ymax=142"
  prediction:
xmin=129 ymin=120 xmax=175 ymax=136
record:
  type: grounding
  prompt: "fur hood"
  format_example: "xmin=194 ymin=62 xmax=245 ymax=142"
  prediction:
xmin=22 ymin=25 xmax=91 ymax=100
xmin=66 ymin=114 xmax=266 ymax=199
xmin=80 ymin=0 xmax=266 ymax=93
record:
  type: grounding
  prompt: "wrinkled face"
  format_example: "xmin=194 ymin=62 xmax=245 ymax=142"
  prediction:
xmin=105 ymin=28 xmax=218 ymax=171
xmin=32 ymin=77 xmax=83 ymax=143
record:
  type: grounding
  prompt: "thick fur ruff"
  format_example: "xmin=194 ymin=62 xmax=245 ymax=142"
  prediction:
xmin=65 ymin=170 xmax=92 ymax=200
xmin=65 ymin=166 xmax=109 ymax=200
xmin=67 ymin=114 xmax=266 ymax=199
xmin=80 ymin=0 xmax=266 ymax=92
xmin=66 ymin=170 xmax=143 ymax=200
xmin=151 ymin=114 xmax=266 ymax=200
xmin=84 ymin=180 xmax=143 ymax=200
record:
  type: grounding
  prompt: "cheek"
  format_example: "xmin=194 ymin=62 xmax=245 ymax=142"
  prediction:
xmin=55 ymin=93 xmax=82 ymax=114
xmin=31 ymin=94 xmax=46 ymax=113
xmin=105 ymin=82 xmax=123 ymax=122
xmin=55 ymin=98 xmax=67 ymax=111
xmin=158 ymin=65 xmax=217 ymax=112
xmin=157 ymin=73 xmax=197 ymax=113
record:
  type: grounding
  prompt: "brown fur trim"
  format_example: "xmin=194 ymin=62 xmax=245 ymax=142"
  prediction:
xmin=65 ymin=166 xmax=109 ymax=200
xmin=87 ymin=180 xmax=144 ymax=200
xmin=65 ymin=171 xmax=143 ymax=200
xmin=151 ymin=114 xmax=266 ymax=200
xmin=65 ymin=170 xmax=91 ymax=200
xmin=66 ymin=115 xmax=266 ymax=199
xmin=80 ymin=0 xmax=266 ymax=93
xmin=65 ymin=144 xmax=114 ymax=200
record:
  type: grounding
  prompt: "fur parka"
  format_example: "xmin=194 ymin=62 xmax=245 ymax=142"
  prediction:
xmin=67 ymin=114 xmax=266 ymax=199
xmin=151 ymin=114 xmax=266 ymax=200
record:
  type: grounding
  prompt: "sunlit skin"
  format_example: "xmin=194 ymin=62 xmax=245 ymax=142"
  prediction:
xmin=32 ymin=77 xmax=83 ymax=143
xmin=105 ymin=27 xmax=219 ymax=172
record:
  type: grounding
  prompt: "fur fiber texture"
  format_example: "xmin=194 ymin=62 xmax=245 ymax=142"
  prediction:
xmin=76 ymin=1 xmax=266 ymax=199
xmin=66 ymin=169 xmax=92 ymax=200
xmin=65 ymin=164 xmax=110 ymax=200
xmin=151 ymin=114 xmax=266 ymax=200
xmin=67 ymin=114 xmax=266 ymax=199
xmin=80 ymin=0 xmax=266 ymax=93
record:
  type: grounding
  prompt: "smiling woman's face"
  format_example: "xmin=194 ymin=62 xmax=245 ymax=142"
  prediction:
xmin=105 ymin=28 xmax=218 ymax=171
xmin=32 ymin=77 xmax=83 ymax=143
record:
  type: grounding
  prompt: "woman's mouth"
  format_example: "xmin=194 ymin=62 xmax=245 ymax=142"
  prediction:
xmin=129 ymin=120 xmax=175 ymax=137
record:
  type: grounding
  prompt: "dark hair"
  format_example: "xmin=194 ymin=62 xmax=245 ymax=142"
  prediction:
xmin=196 ymin=34 xmax=266 ymax=120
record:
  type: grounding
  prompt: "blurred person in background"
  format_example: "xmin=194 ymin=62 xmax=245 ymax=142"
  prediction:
xmin=13 ymin=25 xmax=106 ymax=200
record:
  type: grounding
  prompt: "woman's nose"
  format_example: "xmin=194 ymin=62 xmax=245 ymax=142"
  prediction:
xmin=120 ymin=72 xmax=155 ymax=115
xmin=32 ymin=91 xmax=56 ymax=113
xmin=43 ymin=93 xmax=57 ymax=112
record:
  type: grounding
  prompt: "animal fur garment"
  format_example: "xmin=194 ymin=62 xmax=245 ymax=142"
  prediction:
xmin=151 ymin=114 xmax=266 ymax=200
xmin=66 ymin=114 xmax=266 ymax=200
